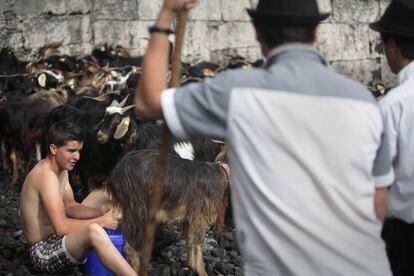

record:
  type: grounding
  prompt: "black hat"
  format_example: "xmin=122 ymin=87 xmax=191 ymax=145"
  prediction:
xmin=247 ymin=0 xmax=330 ymax=27
xmin=370 ymin=0 xmax=414 ymax=37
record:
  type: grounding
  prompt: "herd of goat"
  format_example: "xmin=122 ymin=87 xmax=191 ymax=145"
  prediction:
xmin=0 ymin=43 xmax=257 ymax=275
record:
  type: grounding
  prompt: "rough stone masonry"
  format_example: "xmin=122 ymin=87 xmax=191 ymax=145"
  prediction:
xmin=0 ymin=0 xmax=395 ymax=85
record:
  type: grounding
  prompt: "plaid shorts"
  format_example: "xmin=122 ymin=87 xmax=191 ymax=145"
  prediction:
xmin=29 ymin=233 xmax=85 ymax=273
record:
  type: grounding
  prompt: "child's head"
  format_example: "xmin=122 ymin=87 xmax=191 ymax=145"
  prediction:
xmin=45 ymin=120 xmax=83 ymax=154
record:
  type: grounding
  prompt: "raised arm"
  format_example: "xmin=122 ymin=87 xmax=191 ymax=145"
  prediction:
xmin=39 ymin=172 xmax=116 ymax=236
xmin=135 ymin=0 xmax=196 ymax=119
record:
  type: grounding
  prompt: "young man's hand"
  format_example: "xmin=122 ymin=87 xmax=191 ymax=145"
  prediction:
xmin=100 ymin=210 xmax=119 ymax=230
xmin=162 ymin=0 xmax=197 ymax=14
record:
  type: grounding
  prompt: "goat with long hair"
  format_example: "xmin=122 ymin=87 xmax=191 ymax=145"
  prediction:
xmin=107 ymin=149 xmax=229 ymax=276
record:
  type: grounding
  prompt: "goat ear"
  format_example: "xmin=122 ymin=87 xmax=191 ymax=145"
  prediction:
xmin=38 ymin=73 xmax=47 ymax=88
xmin=113 ymin=116 xmax=131 ymax=140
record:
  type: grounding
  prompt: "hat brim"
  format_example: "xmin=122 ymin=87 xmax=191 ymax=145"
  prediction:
xmin=247 ymin=8 xmax=330 ymax=26
xmin=369 ymin=20 xmax=414 ymax=38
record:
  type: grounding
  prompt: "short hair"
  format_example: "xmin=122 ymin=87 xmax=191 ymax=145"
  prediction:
xmin=45 ymin=119 xmax=83 ymax=153
xmin=254 ymin=23 xmax=317 ymax=49
xmin=381 ymin=33 xmax=414 ymax=60
xmin=42 ymin=105 xmax=82 ymax=156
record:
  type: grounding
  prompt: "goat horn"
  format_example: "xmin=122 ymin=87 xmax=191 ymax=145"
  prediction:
xmin=211 ymin=139 xmax=225 ymax=144
xmin=107 ymin=90 xmax=121 ymax=96
xmin=117 ymin=94 xmax=130 ymax=107
xmin=121 ymin=104 xmax=135 ymax=114
xmin=83 ymin=93 xmax=108 ymax=102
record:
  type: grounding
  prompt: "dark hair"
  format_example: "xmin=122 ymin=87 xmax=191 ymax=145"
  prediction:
xmin=45 ymin=119 xmax=83 ymax=153
xmin=42 ymin=105 xmax=83 ymax=156
xmin=381 ymin=33 xmax=414 ymax=60
xmin=254 ymin=23 xmax=317 ymax=48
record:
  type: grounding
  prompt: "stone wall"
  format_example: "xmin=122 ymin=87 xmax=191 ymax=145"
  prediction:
xmin=0 ymin=0 xmax=395 ymax=84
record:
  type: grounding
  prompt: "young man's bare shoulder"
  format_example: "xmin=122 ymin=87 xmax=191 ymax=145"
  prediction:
xmin=23 ymin=160 xmax=59 ymax=190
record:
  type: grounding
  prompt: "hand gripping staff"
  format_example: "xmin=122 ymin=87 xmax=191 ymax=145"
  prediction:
xmin=139 ymin=10 xmax=188 ymax=276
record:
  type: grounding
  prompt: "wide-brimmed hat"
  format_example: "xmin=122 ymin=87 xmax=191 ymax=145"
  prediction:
xmin=247 ymin=0 xmax=330 ymax=27
xmin=370 ymin=0 xmax=414 ymax=37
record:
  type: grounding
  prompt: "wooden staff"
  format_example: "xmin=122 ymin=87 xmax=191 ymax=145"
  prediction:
xmin=138 ymin=10 xmax=188 ymax=276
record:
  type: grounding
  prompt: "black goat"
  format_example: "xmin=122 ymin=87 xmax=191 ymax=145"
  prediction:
xmin=0 ymin=48 xmax=27 ymax=75
xmin=0 ymin=90 xmax=66 ymax=185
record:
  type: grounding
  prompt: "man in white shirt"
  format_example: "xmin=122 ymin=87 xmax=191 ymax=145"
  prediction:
xmin=370 ymin=0 xmax=414 ymax=275
xmin=136 ymin=0 xmax=394 ymax=275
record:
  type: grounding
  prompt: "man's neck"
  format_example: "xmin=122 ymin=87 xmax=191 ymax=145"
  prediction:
xmin=46 ymin=155 xmax=64 ymax=175
xmin=264 ymin=42 xmax=314 ymax=58
xmin=397 ymin=58 xmax=413 ymax=74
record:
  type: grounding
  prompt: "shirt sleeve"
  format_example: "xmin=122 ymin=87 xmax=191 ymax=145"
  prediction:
xmin=372 ymin=127 xmax=394 ymax=188
xmin=372 ymin=102 xmax=396 ymax=188
xmin=161 ymin=70 xmax=241 ymax=140
xmin=379 ymin=99 xmax=399 ymax=163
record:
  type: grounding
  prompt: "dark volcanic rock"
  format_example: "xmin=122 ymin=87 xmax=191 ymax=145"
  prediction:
xmin=0 ymin=160 xmax=244 ymax=276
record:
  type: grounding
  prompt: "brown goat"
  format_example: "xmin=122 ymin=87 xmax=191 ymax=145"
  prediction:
xmin=106 ymin=149 xmax=229 ymax=276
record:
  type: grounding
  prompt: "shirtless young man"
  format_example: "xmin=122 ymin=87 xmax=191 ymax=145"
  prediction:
xmin=20 ymin=120 xmax=136 ymax=275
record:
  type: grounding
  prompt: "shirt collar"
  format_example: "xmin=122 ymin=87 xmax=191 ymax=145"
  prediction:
xmin=264 ymin=43 xmax=327 ymax=68
xmin=397 ymin=60 xmax=414 ymax=84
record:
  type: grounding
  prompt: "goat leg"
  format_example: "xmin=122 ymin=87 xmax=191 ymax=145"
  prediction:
xmin=185 ymin=222 xmax=208 ymax=276
xmin=213 ymin=192 xmax=230 ymax=230
xmin=1 ymin=141 xmax=8 ymax=172
xmin=35 ymin=143 xmax=41 ymax=161
xmin=124 ymin=242 xmax=141 ymax=273
xmin=187 ymin=243 xmax=207 ymax=276
xmin=10 ymin=148 xmax=18 ymax=186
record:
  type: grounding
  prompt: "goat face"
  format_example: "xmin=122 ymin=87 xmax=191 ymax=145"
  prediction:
xmin=97 ymin=111 xmax=123 ymax=144
xmin=96 ymin=99 xmax=134 ymax=144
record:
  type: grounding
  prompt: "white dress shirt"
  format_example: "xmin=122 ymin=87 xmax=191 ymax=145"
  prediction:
xmin=380 ymin=60 xmax=414 ymax=223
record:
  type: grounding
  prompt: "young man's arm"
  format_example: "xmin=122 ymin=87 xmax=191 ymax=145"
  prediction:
xmin=374 ymin=187 xmax=389 ymax=222
xmin=39 ymin=171 xmax=116 ymax=236
xmin=135 ymin=0 xmax=196 ymax=119
xmin=62 ymin=172 xmax=104 ymax=219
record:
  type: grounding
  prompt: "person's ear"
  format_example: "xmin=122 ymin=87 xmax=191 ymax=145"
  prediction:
xmin=388 ymin=39 xmax=400 ymax=55
xmin=312 ymin=26 xmax=318 ymax=45
xmin=49 ymin=144 xmax=57 ymax=155
xmin=255 ymin=26 xmax=263 ymax=44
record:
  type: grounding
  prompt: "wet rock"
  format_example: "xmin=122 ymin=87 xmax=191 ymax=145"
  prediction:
xmin=229 ymin=249 xmax=239 ymax=259
xmin=211 ymin=247 xmax=227 ymax=259
xmin=235 ymin=266 xmax=244 ymax=276
xmin=0 ymin=161 xmax=244 ymax=276
xmin=161 ymin=250 xmax=174 ymax=263
xmin=179 ymin=253 xmax=187 ymax=262
xmin=13 ymin=265 xmax=31 ymax=276
xmin=218 ymin=239 xmax=230 ymax=248
xmin=0 ymin=208 xmax=8 ymax=218
xmin=2 ymin=247 xmax=15 ymax=260
xmin=177 ymin=267 xmax=196 ymax=276
xmin=2 ymin=261 xmax=16 ymax=271
xmin=215 ymin=262 xmax=229 ymax=274
xmin=13 ymin=229 xmax=23 ymax=238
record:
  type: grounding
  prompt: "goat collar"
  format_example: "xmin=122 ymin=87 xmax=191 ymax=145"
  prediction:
xmin=217 ymin=161 xmax=230 ymax=183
